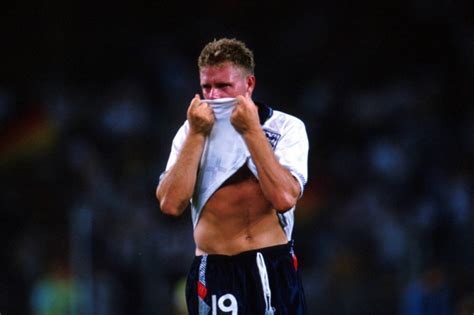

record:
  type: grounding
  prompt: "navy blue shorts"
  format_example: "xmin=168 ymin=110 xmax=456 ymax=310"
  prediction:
xmin=186 ymin=242 xmax=306 ymax=315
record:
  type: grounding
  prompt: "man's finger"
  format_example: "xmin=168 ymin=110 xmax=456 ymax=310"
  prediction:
xmin=191 ymin=94 xmax=202 ymax=107
xmin=235 ymin=95 xmax=246 ymax=105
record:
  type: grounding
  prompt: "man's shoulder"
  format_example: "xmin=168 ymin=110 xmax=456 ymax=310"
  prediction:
xmin=264 ymin=109 xmax=305 ymax=131
xmin=271 ymin=109 xmax=304 ymax=122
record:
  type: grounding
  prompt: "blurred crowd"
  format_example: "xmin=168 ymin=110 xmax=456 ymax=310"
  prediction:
xmin=1 ymin=1 xmax=473 ymax=314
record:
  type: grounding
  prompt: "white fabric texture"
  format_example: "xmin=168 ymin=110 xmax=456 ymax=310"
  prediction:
xmin=256 ymin=252 xmax=276 ymax=314
xmin=193 ymin=100 xmax=250 ymax=226
xmin=161 ymin=103 xmax=309 ymax=239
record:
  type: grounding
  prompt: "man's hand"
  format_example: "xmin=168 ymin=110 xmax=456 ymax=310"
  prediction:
xmin=231 ymin=93 xmax=260 ymax=134
xmin=187 ymin=94 xmax=215 ymax=135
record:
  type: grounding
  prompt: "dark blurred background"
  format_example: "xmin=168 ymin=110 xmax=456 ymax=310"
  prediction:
xmin=1 ymin=1 xmax=473 ymax=314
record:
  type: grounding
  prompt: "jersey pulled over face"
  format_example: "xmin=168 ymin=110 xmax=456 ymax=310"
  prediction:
xmin=199 ymin=61 xmax=253 ymax=99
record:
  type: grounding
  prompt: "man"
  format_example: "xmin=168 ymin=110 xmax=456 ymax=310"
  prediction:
xmin=156 ymin=38 xmax=308 ymax=314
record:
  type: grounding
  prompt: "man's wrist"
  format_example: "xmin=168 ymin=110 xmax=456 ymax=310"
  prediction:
xmin=242 ymin=126 xmax=265 ymax=142
xmin=187 ymin=130 xmax=208 ymax=142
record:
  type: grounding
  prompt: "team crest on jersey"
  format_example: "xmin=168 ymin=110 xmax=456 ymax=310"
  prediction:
xmin=263 ymin=128 xmax=281 ymax=150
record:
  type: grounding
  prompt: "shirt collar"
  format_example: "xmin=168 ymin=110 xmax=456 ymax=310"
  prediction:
xmin=255 ymin=101 xmax=273 ymax=125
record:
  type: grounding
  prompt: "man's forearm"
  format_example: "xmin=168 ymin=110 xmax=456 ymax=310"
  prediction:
xmin=157 ymin=133 xmax=206 ymax=216
xmin=243 ymin=129 xmax=300 ymax=212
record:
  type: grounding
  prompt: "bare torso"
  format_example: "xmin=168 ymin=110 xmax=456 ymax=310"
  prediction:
xmin=194 ymin=166 xmax=288 ymax=255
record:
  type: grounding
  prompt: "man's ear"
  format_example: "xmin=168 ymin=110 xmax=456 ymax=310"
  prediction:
xmin=246 ymin=75 xmax=256 ymax=95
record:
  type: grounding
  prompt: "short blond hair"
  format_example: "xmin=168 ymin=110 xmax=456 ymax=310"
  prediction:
xmin=198 ymin=38 xmax=255 ymax=74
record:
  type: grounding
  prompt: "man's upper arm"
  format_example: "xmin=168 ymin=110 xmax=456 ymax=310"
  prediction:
xmin=159 ymin=122 xmax=189 ymax=182
xmin=273 ymin=118 xmax=309 ymax=197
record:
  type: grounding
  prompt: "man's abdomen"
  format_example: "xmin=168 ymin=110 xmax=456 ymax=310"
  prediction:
xmin=194 ymin=172 xmax=287 ymax=255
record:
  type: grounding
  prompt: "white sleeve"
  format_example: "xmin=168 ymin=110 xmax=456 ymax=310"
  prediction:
xmin=159 ymin=121 xmax=189 ymax=181
xmin=273 ymin=118 xmax=309 ymax=197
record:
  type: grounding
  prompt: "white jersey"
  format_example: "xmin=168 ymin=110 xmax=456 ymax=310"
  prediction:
xmin=161 ymin=104 xmax=309 ymax=240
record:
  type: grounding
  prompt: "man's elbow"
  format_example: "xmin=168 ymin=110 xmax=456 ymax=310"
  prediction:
xmin=271 ymin=193 xmax=298 ymax=212
xmin=161 ymin=205 xmax=182 ymax=217
xmin=159 ymin=198 xmax=185 ymax=217
xmin=156 ymin=188 xmax=184 ymax=216
xmin=271 ymin=177 xmax=302 ymax=212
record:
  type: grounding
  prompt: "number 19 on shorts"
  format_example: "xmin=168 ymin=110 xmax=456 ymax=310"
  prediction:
xmin=212 ymin=293 xmax=238 ymax=314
